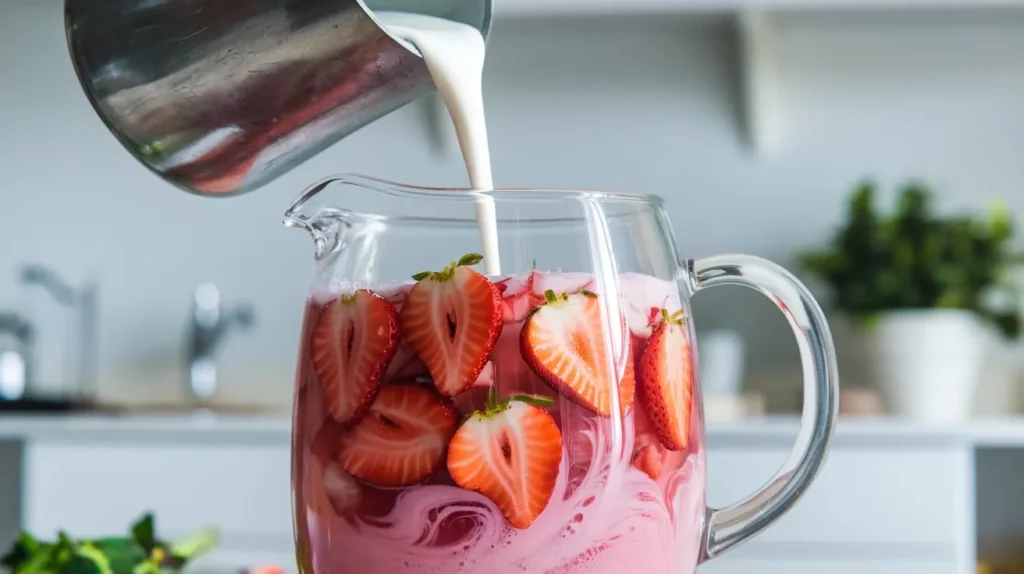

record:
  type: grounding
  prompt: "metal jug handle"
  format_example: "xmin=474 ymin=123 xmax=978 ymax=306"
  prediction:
xmin=685 ymin=254 xmax=839 ymax=562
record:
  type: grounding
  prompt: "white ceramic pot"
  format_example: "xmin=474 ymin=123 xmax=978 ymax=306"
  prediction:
xmin=862 ymin=310 xmax=994 ymax=422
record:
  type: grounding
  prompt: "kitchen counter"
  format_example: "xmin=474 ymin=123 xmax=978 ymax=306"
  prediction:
xmin=4 ymin=412 xmax=1024 ymax=446
xmin=2 ymin=413 xmax=1024 ymax=574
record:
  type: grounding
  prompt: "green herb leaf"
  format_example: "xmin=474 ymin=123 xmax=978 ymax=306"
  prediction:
xmin=19 ymin=532 xmax=41 ymax=556
xmin=169 ymin=527 xmax=220 ymax=563
xmin=69 ymin=542 xmax=114 ymax=574
xmin=130 ymin=514 xmax=156 ymax=553
xmin=411 ymin=272 xmax=431 ymax=281
xmin=90 ymin=538 xmax=147 ymax=573
xmin=798 ymin=179 xmax=1023 ymax=339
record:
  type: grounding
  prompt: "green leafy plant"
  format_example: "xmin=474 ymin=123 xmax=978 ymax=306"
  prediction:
xmin=1 ymin=513 xmax=219 ymax=574
xmin=798 ymin=180 xmax=1024 ymax=338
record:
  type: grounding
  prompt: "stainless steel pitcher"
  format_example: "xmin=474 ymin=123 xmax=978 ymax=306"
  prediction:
xmin=64 ymin=0 xmax=493 ymax=197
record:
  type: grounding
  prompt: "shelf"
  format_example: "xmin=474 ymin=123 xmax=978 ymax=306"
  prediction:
xmin=494 ymin=0 xmax=1024 ymax=17
xmin=490 ymin=0 xmax=1024 ymax=155
xmin=8 ymin=413 xmax=1024 ymax=447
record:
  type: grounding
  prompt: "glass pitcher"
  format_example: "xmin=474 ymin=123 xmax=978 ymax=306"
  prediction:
xmin=284 ymin=175 xmax=838 ymax=574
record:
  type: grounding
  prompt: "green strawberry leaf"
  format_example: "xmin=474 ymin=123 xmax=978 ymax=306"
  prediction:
xmin=457 ymin=253 xmax=484 ymax=267
xmin=508 ymin=395 xmax=556 ymax=408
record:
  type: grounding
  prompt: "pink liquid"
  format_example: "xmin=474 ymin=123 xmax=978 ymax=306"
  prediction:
xmin=292 ymin=271 xmax=706 ymax=574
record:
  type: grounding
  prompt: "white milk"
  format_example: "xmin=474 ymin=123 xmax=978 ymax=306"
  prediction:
xmin=374 ymin=12 xmax=501 ymax=276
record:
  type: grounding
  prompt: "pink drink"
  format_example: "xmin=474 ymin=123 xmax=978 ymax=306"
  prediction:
xmin=291 ymin=270 xmax=705 ymax=574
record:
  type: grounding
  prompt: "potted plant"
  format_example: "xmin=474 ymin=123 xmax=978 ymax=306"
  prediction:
xmin=798 ymin=180 xmax=1023 ymax=421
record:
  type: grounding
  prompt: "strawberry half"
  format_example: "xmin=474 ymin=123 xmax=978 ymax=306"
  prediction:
xmin=520 ymin=290 xmax=634 ymax=416
xmin=338 ymin=383 xmax=459 ymax=487
xmin=497 ymin=270 xmax=596 ymax=323
xmin=496 ymin=269 xmax=545 ymax=323
xmin=311 ymin=290 xmax=401 ymax=426
xmin=631 ymin=434 xmax=668 ymax=481
xmin=447 ymin=391 xmax=563 ymax=529
xmin=637 ymin=308 xmax=695 ymax=451
xmin=400 ymin=253 xmax=504 ymax=397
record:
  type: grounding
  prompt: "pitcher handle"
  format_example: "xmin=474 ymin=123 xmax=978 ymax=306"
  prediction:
xmin=687 ymin=254 xmax=839 ymax=563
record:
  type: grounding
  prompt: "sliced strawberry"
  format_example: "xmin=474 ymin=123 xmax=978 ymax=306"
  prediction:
xmin=637 ymin=309 xmax=695 ymax=451
xmin=385 ymin=344 xmax=430 ymax=380
xmin=520 ymin=290 xmax=633 ymax=416
xmin=618 ymin=272 xmax=681 ymax=339
xmin=310 ymin=418 xmax=344 ymax=460
xmin=322 ymin=461 xmax=363 ymax=516
xmin=304 ymin=445 xmax=363 ymax=519
xmin=337 ymin=383 xmax=459 ymax=487
xmin=311 ymin=290 xmax=400 ymax=426
xmin=400 ymin=253 xmax=503 ymax=397
xmin=631 ymin=398 xmax=670 ymax=480
xmin=497 ymin=270 xmax=596 ymax=323
xmin=374 ymin=282 xmax=431 ymax=380
xmin=496 ymin=270 xmax=544 ymax=323
xmin=631 ymin=435 xmax=668 ymax=481
xmin=447 ymin=392 xmax=563 ymax=529
xmin=619 ymin=340 xmax=636 ymax=414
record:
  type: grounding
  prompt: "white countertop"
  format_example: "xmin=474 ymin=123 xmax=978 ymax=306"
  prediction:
xmin=5 ymin=412 xmax=1024 ymax=447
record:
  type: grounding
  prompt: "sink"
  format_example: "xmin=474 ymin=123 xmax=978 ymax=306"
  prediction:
xmin=100 ymin=401 xmax=289 ymax=416
xmin=0 ymin=397 xmax=96 ymax=413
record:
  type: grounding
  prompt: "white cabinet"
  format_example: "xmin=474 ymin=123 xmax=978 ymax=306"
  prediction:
xmin=24 ymin=442 xmax=293 ymax=540
xmin=706 ymin=447 xmax=965 ymax=545
xmin=702 ymin=438 xmax=974 ymax=574
xmin=0 ymin=416 xmax=998 ymax=574
xmin=700 ymin=559 xmax=959 ymax=574
xmin=22 ymin=438 xmax=296 ymax=573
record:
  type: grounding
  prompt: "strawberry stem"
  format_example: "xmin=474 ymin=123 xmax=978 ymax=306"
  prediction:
xmin=508 ymin=395 xmax=556 ymax=408
xmin=658 ymin=308 xmax=687 ymax=325
xmin=472 ymin=391 xmax=557 ymax=420
xmin=486 ymin=384 xmax=499 ymax=411
xmin=412 ymin=253 xmax=485 ymax=282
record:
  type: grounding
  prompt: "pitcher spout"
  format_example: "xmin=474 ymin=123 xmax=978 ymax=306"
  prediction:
xmin=284 ymin=177 xmax=350 ymax=261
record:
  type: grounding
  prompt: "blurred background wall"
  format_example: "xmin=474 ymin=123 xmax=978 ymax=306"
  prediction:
xmin=3 ymin=2 xmax=1024 ymax=408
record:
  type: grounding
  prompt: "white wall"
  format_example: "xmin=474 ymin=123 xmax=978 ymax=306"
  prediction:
xmin=4 ymin=2 xmax=1024 ymax=408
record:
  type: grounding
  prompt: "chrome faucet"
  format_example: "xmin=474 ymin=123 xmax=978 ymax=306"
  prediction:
xmin=0 ymin=313 xmax=34 ymax=401
xmin=185 ymin=283 xmax=254 ymax=404
xmin=19 ymin=264 xmax=98 ymax=400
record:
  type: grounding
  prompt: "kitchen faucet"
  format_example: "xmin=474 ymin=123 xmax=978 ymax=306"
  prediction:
xmin=186 ymin=283 xmax=254 ymax=404
xmin=19 ymin=264 xmax=98 ymax=399
xmin=0 ymin=312 xmax=34 ymax=401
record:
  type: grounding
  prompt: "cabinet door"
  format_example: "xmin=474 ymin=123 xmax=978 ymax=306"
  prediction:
xmin=699 ymin=558 xmax=958 ymax=574
xmin=23 ymin=441 xmax=293 ymax=542
xmin=187 ymin=549 xmax=297 ymax=574
xmin=705 ymin=445 xmax=967 ymax=545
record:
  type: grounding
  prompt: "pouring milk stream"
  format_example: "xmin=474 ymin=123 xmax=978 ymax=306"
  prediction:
xmin=375 ymin=12 xmax=502 ymax=276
